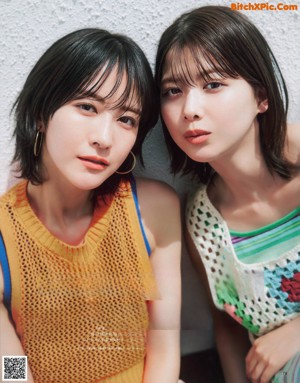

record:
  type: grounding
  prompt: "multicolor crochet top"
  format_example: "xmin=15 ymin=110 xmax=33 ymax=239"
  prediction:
xmin=186 ymin=184 xmax=300 ymax=337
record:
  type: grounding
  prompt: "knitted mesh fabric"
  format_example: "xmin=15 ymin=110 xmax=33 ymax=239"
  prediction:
xmin=0 ymin=180 xmax=159 ymax=383
xmin=186 ymin=184 xmax=300 ymax=337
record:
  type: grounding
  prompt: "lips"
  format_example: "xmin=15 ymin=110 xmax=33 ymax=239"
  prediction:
xmin=78 ymin=156 xmax=109 ymax=170
xmin=184 ymin=129 xmax=211 ymax=144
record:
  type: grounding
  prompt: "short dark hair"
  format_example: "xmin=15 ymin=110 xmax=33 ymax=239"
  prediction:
xmin=13 ymin=28 xmax=159 ymax=195
xmin=155 ymin=6 xmax=295 ymax=183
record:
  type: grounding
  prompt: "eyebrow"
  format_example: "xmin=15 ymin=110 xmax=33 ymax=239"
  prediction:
xmin=161 ymin=69 xmax=226 ymax=86
xmin=119 ymin=105 xmax=141 ymax=116
xmin=81 ymin=95 xmax=141 ymax=115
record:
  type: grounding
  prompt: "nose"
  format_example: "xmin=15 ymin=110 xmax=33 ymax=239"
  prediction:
xmin=183 ymin=89 xmax=204 ymax=122
xmin=89 ymin=113 xmax=113 ymax=149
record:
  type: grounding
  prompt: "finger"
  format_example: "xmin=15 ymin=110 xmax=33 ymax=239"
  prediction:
xmin=260 ymin=363 xmax=278 ymax=383
xmin=248 ymin=361 xmax=266 ymax=383
xmin=246 ymin=350 xmax=258 ymax=377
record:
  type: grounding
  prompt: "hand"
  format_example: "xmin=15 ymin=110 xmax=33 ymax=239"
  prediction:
xmin=245 ymin=316 xmax=300 ymax=382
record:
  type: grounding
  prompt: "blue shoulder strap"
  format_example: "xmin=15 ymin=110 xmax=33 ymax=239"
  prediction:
xmin=130 ymin=177 xmax=151 ymax=256
xmin=0 ymin=233 xmax=12 ymax=311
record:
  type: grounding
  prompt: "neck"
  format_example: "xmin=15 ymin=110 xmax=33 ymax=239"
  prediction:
xmin=213 ymin=162 xmax=281 ymax=203
xmin=27 ymin=180 xmax=94 ymax=241
xmin=209 ymin=124 xmax=283 ymax=204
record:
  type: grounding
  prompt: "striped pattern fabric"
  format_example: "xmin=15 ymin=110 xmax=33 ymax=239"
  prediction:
xmin=231 ymin=207 xmax=300 ymax=264
xmin=272 ymin=351 xmax=300 ymax=383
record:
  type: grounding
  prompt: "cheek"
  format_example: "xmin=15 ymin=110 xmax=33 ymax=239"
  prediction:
xmin=161 ymin=104 xmax=181 ymax=134
xmin=127 ymin=128 xmax=138 ymax=144
xmin=116 ymin=129 xmax=138 ymax=153
xmin=44 ymin=134 xmax=66 ymax=163
xmin=216 ymin=89 xmax=258 ymax=125
xmin=44 ymin=123 xmax=76 ymax=159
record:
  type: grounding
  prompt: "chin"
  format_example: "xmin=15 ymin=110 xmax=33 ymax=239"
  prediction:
xmin=68 ymin=176 xmax=109 ymax=192
xmin=186 ymin=147 xmax=218 ymax=164
xmin=186 ymin=152 xmax=210 ymax=163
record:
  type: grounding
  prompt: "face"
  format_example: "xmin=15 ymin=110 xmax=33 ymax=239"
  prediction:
xmin=40 ymin=66 xmax=140 ymax=191
xmin=160 ymin=50 xmax=267 ymax=165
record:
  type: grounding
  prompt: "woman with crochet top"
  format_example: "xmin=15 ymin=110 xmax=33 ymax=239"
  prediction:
xmin=0 ymin=29 xmax=181 ymax=383
xmin=156 ymin=6 xmax=300 ymax=383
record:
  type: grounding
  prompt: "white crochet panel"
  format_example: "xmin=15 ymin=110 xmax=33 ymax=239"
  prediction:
xmin=186 ymin=184 xmax=300 ymax=336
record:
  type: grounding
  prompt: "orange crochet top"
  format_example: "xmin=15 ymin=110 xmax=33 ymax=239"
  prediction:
xmin=0 ymin=180 xmax=159 ymax=383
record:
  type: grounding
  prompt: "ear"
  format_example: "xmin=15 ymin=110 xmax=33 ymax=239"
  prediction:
xmin=37 ymin=121 xmax=46 ymax=133
xmin=256 ymin=87 xmax=268 ymax=114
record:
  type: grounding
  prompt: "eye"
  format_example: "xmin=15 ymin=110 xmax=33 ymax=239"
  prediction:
xmin=161 ymin=87 xmax=182 ymax=97
xmin=204 ymin=82 xmax=224 ymax=90
xmin=118 ymin=116 xmax=137 ymax=128
xmin=77 ymin=103 xmax=97 ymax=113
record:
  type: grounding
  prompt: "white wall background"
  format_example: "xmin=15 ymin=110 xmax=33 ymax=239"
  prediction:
xmin=0 ymin=0 xmax=299 ymax=355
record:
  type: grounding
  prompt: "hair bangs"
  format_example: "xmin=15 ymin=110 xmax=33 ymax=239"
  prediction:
xmin=191 ymin=42 xmax=239 ymax=80
xmin=71 ymin=56 xmax=140 ymax=114
xmin=165 ymin=41 xmax=239 ymax=88
xmin=165 ymin=46 xmax=197 ymax=87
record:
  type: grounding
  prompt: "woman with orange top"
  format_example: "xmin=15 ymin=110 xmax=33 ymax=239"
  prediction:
xmin=0 ymin=28 xmax=181 ymax=383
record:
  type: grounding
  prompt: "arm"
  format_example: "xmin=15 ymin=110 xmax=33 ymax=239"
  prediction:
xmin=186 ymin=230 xmax=251 ymax=383
xmin=136 ymin=179 xmax=181 ymax=383
xmin=213 ymin=310 xmax=251 ymax=383
xmin=246 ymin=121 xmax=300 ymax=382
xmin=246 ymin=315 xmax=300 ymax=382
xmin=0 ymin=265 xmax=35 ymax=382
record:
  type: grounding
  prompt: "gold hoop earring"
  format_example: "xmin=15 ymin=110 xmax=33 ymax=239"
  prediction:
xmin=33 ymin=131 xmax=43 ymax=157
xmin=115 ymin=152 xmax=136 ymax=175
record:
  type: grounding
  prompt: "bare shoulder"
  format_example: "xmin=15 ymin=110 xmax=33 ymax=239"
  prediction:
xmin=135 ymin=177 xmax=180 ymax=209
xmin=135 ymin=178 xmax=181 ymax=247
xmin=286 ymin=123 xmax=300 ymax=165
